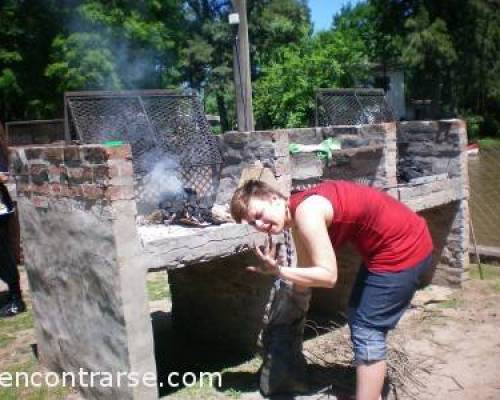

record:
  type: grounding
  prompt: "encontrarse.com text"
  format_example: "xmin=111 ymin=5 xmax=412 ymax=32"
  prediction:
xmin=0 ymin=369 xmax=222 ymax=389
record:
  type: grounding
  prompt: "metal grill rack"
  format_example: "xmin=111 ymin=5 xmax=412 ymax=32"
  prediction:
xmin=315 ymin=88 xmax=395 ymax=126
xmin=64 ymin=90 xmax=222 ymax=216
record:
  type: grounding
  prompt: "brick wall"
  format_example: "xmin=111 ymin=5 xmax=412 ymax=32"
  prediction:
xmin=9 ymin=143 xmax=156 ymax=400
xmin=10 ymin=144 xmax=135 ymax=210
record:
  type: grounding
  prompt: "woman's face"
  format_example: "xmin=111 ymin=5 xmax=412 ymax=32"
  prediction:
xmin=243 ymin=195 xmax=288 ymax=235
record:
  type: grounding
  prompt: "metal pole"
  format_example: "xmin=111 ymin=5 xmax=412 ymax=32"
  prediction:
xmin=470 ymin=219 xmax=484 ymax=280
xmin=63 ymin=94 xmax=71 ymax=143
xmin=231 ymin=0 xmax=254 ymax=132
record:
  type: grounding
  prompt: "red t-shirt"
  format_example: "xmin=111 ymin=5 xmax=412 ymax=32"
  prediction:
xmin=289 ymin=181 xmax=433 ymax=273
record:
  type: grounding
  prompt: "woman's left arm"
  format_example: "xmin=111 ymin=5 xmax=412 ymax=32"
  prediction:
xmin=277 ymin=195 xmax=337 ymax=288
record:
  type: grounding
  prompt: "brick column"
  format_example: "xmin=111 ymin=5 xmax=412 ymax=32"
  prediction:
xmin=10 ymin=144 xmax=157 ymax=400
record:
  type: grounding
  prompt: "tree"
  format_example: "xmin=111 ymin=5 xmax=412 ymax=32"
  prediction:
xmin=402 ymin=6 xmax=457 ymax=115
xmin=369 ymin=0 xmax=500 ymax=136
xmin=0 ymin=0 xmax=62 ymax=121
xmin=45 ymin=1 xmax=185 ymax=93
xmin=248 ymin=0 xmax=312 ymax=70
xmin=253 ymin=27 xmax=370 ymax=128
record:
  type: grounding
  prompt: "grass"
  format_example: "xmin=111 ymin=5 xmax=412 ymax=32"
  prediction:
xmin=491 ymin=282 xmax=500 ymax=293
xmin=165 ymin=356 xmax=261 ymax=399
xmin=0 ymin=307 xmax=34 ymax=332
xmin=0 ymin=359 xmax=70 ymax=400
xmin=0 ymin=308 xmax=33 ymax=349
xmin=436 ymin=298 xmax=462 ymax=309
xmin=478 ymin=137 xmax=500 ymax=149
xmin=147 ymin=272 xmax=171 ymax=301
xmin=469 ymin=263 xmax=500 ymax=280
xmin=165 ymin=375 xmax=225 ymax=399
xmin=469 ymin=263 xmax=500 ymax=293
xmin=0 ymin=303 xmax=71 ymax=399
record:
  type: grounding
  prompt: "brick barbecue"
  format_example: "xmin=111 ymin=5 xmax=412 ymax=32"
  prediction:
xmin=9 ymin=93 xmax=469 ymax=400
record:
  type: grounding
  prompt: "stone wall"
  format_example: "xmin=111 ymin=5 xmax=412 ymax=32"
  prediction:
xmin=420 ymin=201 xmax=470 ymax=286
xmin=215 ymin=129 xmax=290 ymax=205
xmin=397 ymin=119 xmax=470 ymax=287
xmin=168 ymin=252 xmax=274 ymax=354
xmin=9 ymin=144 xmax=156 ymax=400
xmin=397 ymin=120 xmax=467 ymax=181
xmin=287 ymin=124 xmax=397 ymax=189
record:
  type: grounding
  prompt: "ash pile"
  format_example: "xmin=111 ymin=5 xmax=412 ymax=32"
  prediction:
xmin=137 ymin=187 xmax=232 ymax=227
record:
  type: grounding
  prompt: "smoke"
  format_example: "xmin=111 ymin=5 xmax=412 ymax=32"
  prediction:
xmin=113 ymin=44 xmax=160 ymax=89
xmin=138 ymin=150 xmax=183 ymax=212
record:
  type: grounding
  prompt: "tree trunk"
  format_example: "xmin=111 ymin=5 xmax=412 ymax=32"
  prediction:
xmin=216 ymin=91 xmax=230 ymax=133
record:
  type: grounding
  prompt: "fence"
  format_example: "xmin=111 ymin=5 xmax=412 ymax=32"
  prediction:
xmin=468 ymin=145 xmax=500 ymax=249
xmin=5 ymin=119 xmax=65 ymax=146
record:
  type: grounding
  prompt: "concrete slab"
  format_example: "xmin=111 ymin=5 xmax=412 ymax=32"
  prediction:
xmin=138 ymin=223 xmax=268 ymax=270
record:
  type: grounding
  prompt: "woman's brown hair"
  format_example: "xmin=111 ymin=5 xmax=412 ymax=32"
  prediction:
xmin=230 ymin=179 xmax=286 ymax=223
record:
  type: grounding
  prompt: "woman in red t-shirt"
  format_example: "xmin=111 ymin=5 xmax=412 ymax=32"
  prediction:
xmin=231 ymin=179 xmax=433 ymax=400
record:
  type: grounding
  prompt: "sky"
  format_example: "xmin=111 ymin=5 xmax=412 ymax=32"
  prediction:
xmin=308 ymin=0 xmax=365 ymax=32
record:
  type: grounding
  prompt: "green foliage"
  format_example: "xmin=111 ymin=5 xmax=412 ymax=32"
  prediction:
xmin=249 ymin=0 xmax=312 ymax=68
xmin=370 ymin=0 xmax=500 ymax=136
xmin=46 ymin=33 xmax=122 ymax=91
xmin=333 ymin=2 xmax=378 ymax=60
xmin=45 ymin=1 xmax=184 ymax=92
xmin=481 ymin=114 xmax=500 ymax=138
xmin=403 ymin=7 xmax=457 ymax=71
xmin=462 ymin=113 xmax=484 ymax=141
xmin=402 ymin=6 xmax=457 ymax=109
xmin=0 ymin=68 xmax=21 ymax=94
xmin=253 ymin=17 xmax=370 ymax=128
xmin=178 ymin=0 xmax=312 ymax=131
xmin=0 ymin=1 xmax=64 ymax=120
xmin=1 ymin=0 xmax=499 ymax=135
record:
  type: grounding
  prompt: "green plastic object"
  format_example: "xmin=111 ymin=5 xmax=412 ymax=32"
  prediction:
xmin=102 ymin=140 xmax=124 ymax=147
xmin=288 ymin=137 xmax=341 ymax=161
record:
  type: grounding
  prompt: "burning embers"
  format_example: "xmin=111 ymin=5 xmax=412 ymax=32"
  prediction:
xmin=137 ymin=187 xmax=231 ymax=227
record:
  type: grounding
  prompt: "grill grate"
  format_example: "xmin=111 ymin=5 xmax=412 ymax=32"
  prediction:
xmin=65 ymin=90 xmax=222 ymax=216
xmin=315 ymin=88 xmax=395 ymax=126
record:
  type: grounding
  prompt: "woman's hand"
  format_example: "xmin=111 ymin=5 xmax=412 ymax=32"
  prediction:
xmin=247 ymin=234 xmax=283 ymax=276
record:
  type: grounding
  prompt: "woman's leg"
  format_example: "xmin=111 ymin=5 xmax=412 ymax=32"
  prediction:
xmin=356 ymin=360 xmax=385 ymax=400
xmin=348 ymin=255 xmax=432 ymax=399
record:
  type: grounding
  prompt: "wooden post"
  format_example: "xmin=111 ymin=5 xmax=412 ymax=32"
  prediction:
xmin=231 ymin=0 xmax=254 ymax=132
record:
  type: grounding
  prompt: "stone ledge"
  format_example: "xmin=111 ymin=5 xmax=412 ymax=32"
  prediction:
xmin=396 ymin=177 xmax=466 ymax=211
xmin=138 ymin=223 xmax=268 ymax=270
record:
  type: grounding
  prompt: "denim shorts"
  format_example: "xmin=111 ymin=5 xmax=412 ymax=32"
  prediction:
xmin=347 ymin=254 xmax=432 ymax=364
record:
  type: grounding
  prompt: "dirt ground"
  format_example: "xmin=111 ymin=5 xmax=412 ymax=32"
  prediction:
xmin=1 ymin=265 xmax=499 ymax=399
xmin=400 ymin=268 xmax=500 ymax=400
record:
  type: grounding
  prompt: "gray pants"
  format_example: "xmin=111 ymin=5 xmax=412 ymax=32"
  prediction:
xmin=259 ymin=280 xmax=311 ymax=396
